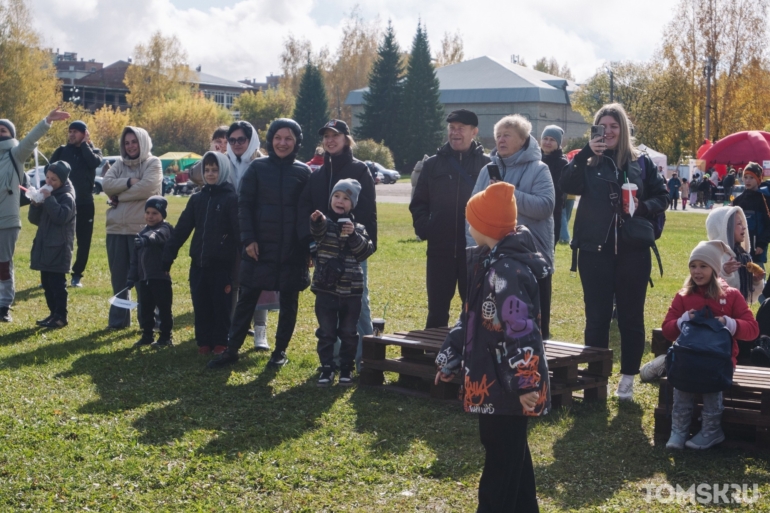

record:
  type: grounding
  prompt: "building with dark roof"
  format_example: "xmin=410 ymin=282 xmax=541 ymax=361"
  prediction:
xmin=346 ymin=55 xmax=589 ymax=148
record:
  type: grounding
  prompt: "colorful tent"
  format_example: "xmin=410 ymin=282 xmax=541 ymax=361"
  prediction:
xmin=158 ymin=152 xmax=202 ymax=173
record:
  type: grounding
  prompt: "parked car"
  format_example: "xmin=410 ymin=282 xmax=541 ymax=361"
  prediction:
xmin=731 ymin=184 xmax=745 ymax=201
xmin=93 ymin=156 xmax=120 ymax=194
xmin=25 ymin=166 xmax=47 ymax=188
xmin=365 ymin=161 xmax=400 ymax=184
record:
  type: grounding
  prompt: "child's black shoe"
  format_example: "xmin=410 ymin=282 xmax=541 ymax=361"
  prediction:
xmin=317 ymin=365 xmax=335 ymax=387
xmin=151 ymin=337 xmax=174 ymax=349
xmin=43 ymin=315 xmax=68 ymax=329
xmin=133 ymin=336 xmax=154 ymax=348
xmin=36 ymin=314 xmax=53 ymax=326
xmin=207 ymin=349 xmax=239 ymax=369
xmin=267 ymin=350 xmax=289 ymax=368
xmin=338 ymin=365 xmax=355 ymax=387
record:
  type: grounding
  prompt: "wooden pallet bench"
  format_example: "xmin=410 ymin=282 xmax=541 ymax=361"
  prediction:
xmin=651 ymin=328 xmax=770 ymax=450
xmin=360 ymin=327 xmax=613 ymax=408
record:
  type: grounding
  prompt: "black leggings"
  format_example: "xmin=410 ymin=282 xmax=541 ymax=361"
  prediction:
xmin=578 ymin=247 xmax=650 ymax=375
xmin=40 ymin=271 xmax=67 ymax=318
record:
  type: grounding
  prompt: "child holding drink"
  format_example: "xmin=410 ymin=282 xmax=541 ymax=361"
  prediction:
xmin=310 ymin=179 xmax=373 ymax=387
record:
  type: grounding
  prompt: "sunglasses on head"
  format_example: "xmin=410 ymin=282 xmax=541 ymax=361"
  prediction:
xmin=228 ymin=136 xmax=248 ymax=145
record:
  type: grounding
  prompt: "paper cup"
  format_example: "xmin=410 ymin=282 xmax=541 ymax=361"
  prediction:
xmin=372 ymin=318 xmax=386 ymax=337
xmin=621 ymin=183 xmax=638 ymax=210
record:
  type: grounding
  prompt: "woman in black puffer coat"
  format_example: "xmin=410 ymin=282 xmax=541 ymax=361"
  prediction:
xmin=209 ymin=118 xmax=311 ymax=369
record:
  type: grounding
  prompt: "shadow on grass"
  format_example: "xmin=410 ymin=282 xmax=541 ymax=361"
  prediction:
xmin=12 ymin=285 xmax=44 ymax=304
xmin=58 ymin=344 xmax=345 ymax=458
xmin=0 ymin=328 xmax=133 ymax=368
xmin=348 ymin=387 xmax=482 ymax=480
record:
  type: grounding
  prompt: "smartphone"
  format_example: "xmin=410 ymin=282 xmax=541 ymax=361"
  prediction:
xmin=591 ymin=125 xmax=605 ymax=141
xmin=337 ymin=217 xmax=351 ymax=225
xmin=487 ymin=164 xmax=502 ymax=182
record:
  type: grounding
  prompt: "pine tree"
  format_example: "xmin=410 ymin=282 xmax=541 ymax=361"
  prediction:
xmin=399 ymin=22 xmax=444 ymax=170
xmin=292 ymin=60 xmax=330 ymax=161
xmin=355 ymin=21 xmax=403 ymax=155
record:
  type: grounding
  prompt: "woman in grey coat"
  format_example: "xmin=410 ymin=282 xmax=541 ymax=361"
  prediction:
xmin=466 ymin=114 xmax=555 ymax=338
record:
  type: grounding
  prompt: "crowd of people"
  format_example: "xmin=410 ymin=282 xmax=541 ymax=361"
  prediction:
xmin=2 ymin=102 xmax=769 ymax=512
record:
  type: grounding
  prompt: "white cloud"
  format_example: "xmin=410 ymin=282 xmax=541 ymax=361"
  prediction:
xmin=30 ymin=0 xmax=678 ymax=83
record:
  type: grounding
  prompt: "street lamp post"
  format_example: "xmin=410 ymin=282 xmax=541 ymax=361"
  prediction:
xmin=704 ymin=57 xmax=713 ymax=141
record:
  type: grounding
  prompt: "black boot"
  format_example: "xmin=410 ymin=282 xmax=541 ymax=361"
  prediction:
xmin=208 ymin=348 xmax=239 ymax=369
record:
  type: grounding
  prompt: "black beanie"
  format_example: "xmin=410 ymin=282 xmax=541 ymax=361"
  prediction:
xmin=145 ymin=195 xmax=168 ymax=219
xmin=47 ymin=161 xmax=71 ymax=184
xmin=69 ymin=120 xmax=87 ymax=133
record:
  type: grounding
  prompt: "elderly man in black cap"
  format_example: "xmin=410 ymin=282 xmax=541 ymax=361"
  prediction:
xmin=50 ymin=120 xmax=103 ymax=287
xmin=410 ymin=109 xmax=491 ymax=328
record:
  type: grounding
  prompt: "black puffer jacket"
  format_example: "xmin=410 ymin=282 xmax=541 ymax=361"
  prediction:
xmin=542 ymin=148 xmax=568 ymax=212
xmin=239 ymin=119 xmax=311 ymax=292
xmin=50 ymin=143 xmax=102 ymax=205
xmin=298 ymin=146 xmax=377 ymax=250
xmin=128 ymin=221 xmax=173 ymax=282
xmin=410 ymin=141 xmax=490 ymax=257
xmin=28 ymin=181 xmax=76 ymax=273
xmin=162 ymin=181 xmax=240 ymax=268
xmin=560 ymin=145 xmax=668 ymax=253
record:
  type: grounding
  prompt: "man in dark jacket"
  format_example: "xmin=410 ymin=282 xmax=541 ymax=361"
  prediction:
xmin=410 ymin=109 xmax=490 ymax=328
xmin=50 ymin=120 xmax=103 ymax=287
xmin=209 ymin=118 xmax=311 ymax=369
xmin=723 ymin=169 xmax=736 ymax=205
xmin=540 ymin=125 xmax=568 ymax=249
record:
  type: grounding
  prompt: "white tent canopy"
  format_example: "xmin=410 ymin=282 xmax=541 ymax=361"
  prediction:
xmin=637 ymin=144 xmax=668 ymax=172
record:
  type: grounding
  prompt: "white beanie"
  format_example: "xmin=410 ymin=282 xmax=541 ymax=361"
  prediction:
xmin=689 ymin=240 xmax=731 ymax=274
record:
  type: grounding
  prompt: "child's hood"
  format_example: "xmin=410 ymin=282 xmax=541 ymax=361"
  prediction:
xmin=491 ymin=226 xmax=551 ymax=280
xmin=706 ymin=206 xmax=748 ymax=255
xmin=202 ymin=151 xmax=233 ymax=186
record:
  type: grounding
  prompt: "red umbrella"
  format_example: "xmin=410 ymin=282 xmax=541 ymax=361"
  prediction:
xmin=701 ymin=131 xmax=770 ymax=171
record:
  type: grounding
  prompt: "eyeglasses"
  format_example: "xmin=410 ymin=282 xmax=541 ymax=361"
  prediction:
xmin=228 ymin=137 xmax=248 ymax=145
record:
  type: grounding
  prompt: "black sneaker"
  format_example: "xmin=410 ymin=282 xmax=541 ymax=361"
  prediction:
xmin=338 ymin=365 xmax=355 ymax=387
xmin=36 ymin=314 xmax=54 ymax=326
xmin=151 ymin=337 xmax=174 ymax=349
xmin=267 ymin=350 xmax=289 ymax=368
xmin=70 ymin=275 xmax=83 ymax=288
xmin=317 ymin=365 xmax=335 ymax=387
xmin=133 ymin=336 xmax=154 ymax=348
xmin=43 ymin=315 xmax=68 ymax=329
xmin=208 ymin=349 xmax=239 ymax=369
xmin=0 ymin=306 xmax=11 ymax=322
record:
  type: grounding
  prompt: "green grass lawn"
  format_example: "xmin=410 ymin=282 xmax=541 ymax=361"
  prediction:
xmin=1 ymin=198 xmax=768 ymax=511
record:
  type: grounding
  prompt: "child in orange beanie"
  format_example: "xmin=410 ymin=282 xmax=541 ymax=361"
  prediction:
xmin=435 ymin=181 xmax=550 ymax=512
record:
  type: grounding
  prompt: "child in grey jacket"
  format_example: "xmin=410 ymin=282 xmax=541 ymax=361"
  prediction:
xmin=29 ymin=161 xmax=76 ymax=329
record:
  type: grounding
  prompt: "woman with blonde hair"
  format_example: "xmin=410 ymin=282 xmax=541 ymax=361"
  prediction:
xmin=560 ymin=103 xmax=668 ymax=401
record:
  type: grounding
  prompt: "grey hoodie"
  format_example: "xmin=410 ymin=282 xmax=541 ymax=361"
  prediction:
xmin=466 ymin=134 xmax=555 ymax=272
xmin=102 ymin=126 xmax=162 ymax=235
xmin=0 ymin=119 xmax=51 ymax=230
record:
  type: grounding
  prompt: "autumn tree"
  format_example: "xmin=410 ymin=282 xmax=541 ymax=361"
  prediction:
xmin=355 ymin=21 xmax=404 ymax=155
xmin=235 ymin=88 xmax=296 ymax=138
xmin=140 ymin=93 xmax=232 ymax=155
xmin=0 ymin=0 xmax=60 ymax=144
xmin=292 ymin=61 xmax=330 ymax=161
xmin=124 ymin=32 xmax=196 ymax=113
xmin=91 ymin=106 xmax=132 ymax=156
xmin=533 ymin=57 xmax=575 ymax=80
xmin=399 ymin=22 xmax=444 ymax=170
xmin=435 ymin=30 xmax=464 ymax=68
xmin=279 ymin=36 xmax=331 ymax=97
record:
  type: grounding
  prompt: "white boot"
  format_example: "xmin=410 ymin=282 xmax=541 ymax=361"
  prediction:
xmin=615 ymin=374 xmax=634 ymax=401
xmin=253 ymin=324 xmax=270 ymax=350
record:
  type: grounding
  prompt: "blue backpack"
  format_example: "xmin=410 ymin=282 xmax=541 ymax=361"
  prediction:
xmin=665 ymin=306 xmax=734 ymax=393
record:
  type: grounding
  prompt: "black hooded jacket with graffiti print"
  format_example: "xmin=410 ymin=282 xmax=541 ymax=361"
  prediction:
xmin=436 ymin=226 xmax=551 ymax=416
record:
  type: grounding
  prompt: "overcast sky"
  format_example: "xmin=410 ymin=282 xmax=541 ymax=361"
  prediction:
xmin=30 ymin=0 xmax=678 ymax=84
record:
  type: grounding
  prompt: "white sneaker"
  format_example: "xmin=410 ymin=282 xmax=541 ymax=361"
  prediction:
xmin=253 ymin=325 xmax=270 ymax=350
xmin=615 ymin=374 xmax=634 ymax=401
xmin=639 ymin=355 xmax=667 ymax=382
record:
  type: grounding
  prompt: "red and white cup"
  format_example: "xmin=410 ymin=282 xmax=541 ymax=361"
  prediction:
xmin=621 ymin=183 xmax=638 ymax=210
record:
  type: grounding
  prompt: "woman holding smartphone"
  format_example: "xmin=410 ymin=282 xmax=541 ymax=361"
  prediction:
xmin=560 ymin=103 xmax=668 ymax=401
xmin=467 ymin=114 xmax=555 ymax=339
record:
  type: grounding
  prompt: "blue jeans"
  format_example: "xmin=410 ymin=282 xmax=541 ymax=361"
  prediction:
xmin=334 ymin=259 xmax=372 ymax=370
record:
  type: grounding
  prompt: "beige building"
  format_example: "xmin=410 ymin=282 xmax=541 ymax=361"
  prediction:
xmin=346 ymin=55 xmax=589 ymax=149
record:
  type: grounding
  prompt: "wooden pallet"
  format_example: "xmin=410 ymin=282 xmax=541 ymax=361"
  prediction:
xmin=650 ymin=328 xmax=770 ymax=449
xmin=360 ymin=327 xmax=613 ymax=407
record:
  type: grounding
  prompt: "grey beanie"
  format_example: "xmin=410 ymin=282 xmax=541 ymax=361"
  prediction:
xmin=0 ymin=119 xmax=16 ymax=139
xmin=331 ymin=179 xmax=361 ymax=209
xmin=47 ymin=161 xmax=71 ymax=184
xmin=541 ymin=125 xmax=564 ymax=147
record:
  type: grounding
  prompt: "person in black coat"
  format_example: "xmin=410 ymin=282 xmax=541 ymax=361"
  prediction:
xmin=163 ymin=151 xmax=240 ymax=355
xmin=540 ymin=125 xmax=568 ymax=250
xmin=298 ymin=119 xmax=377 ymax=370
xmin=560 ymin=103 xmax=668 ymax=402
xmin=209 ymin=118 xmax=311 ymax=369
xmin=409 ymin=109 xmax=491 ymax=329
xmin=50 ymin=121 xmax=102 ymax=288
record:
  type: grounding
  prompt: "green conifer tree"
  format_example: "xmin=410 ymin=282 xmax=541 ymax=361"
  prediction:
xmin=355 ymin=21 xmax=403 ymax=157
xmin=399 ymin=22 xmax=444 ymax=169
xmin=292 ymin=60 xmax=330 ymax=161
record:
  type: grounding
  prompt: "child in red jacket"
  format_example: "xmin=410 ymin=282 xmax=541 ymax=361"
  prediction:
xmin=661 ymin=240 xmax=759 ymax=450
